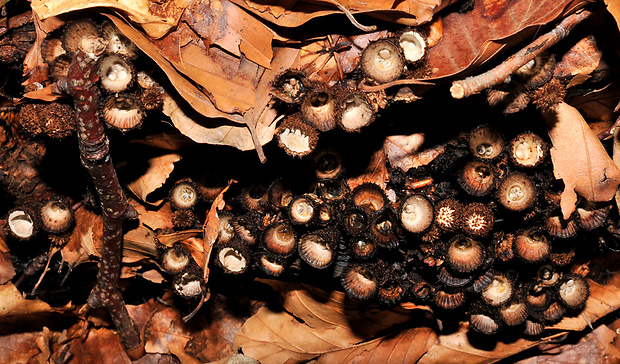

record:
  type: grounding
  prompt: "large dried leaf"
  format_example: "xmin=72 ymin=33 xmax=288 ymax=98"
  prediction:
xmin=231 ymin=0 xmax=454 ymax=27
xmin=0 ymin=283 xmax=58 ymax=320
xmin=544 ymin=102 xmax=620 ymax=218
xmin=32 ymin=0 xmax=189 ymax=38
xmin=0 ymin=331 xmax=46 ymax=363
xmin=554 ymin=35 xmax=605 ymax=88
xmin=424 ymin=0 xmax=592 ymax=79
xmin=67 ymin=328 xmax=131 ymax=364
xmin=126 ymin=153 xmax=181 ymax=206
xmin=234 ymin=282 xmax=433 ymax=363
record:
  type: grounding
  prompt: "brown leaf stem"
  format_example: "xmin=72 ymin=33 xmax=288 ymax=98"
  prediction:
xmin=450 ymin=9 xmax=592 ymax=99
xmin=63 ymin=49 xmax=140 ymax=351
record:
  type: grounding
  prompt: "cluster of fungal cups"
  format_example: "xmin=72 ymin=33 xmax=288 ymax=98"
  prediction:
xmin=38 ymin=19 xmax=163 ymax=132
xmin=273 ymin=29 xmax=428 ymax=157
xmin=161 ymin=124 xmax=602 ymax=339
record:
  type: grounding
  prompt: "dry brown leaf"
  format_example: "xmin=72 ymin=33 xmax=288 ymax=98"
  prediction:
xmin=62 ymin=207 xmax=102 ymax=268
xmin=202 ymin=181 xmax=235 ymax=281
xmin=129 ymin=199 xmax=174 ymax=231
xmin=22 ymin=12 xmax=62 ymax=87
xmin=544 ymin=102 xmax=620 ymax=218
xmin=0 ymin=283 xmax=59 ymax=320
xmin=67 ymin=328 xmax=131 ymax=364
xmin=144 ymin=307 xmax=192 ymax=355
xmin=0 ymin=234 xmax=15 ymax=285
xmin=569 ymin=83 xmax=620 ymax=125
xmin=231 ymin=0 xmax=453 ymax=27
xmin=605 ymin=0 xmax=620 ymax=30
xmin=383 ymin=133 xmax=445 ymax=172
xmin=126 ymin=153 xmax=181 ymax=206
xmin=32 ymin=0 xmax=189 ymax=38
xmin=183 ymin=0 xmax=274 ymax=69
xmin=551 ymin=276 xmax=620 ymax=331
xmin=424 ymin=0 xmax=593 ymax=79
xmin=0 ymin=331 xmax=45 ymax=363
xmin=418 ymin=325 xmax=566 ymax=364
xmin=122 ymin=224 xmax=159 ymax=263
xmin=554 ymin=35 xmax=605 ymax=88
xmin=234 ymin=282 xmax=428 ymax=363
xmin=131 ymin=132 xmax=192 ymax=151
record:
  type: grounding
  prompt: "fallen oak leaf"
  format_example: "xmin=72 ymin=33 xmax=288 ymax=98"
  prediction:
xmin=125 ymin=153 xmax=181 ymax=206
xmin=544 ymin=101 xmax=620 ymax=219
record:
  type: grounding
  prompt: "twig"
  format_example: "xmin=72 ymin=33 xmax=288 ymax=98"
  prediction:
xmin=62 ymin=49 xmax=140 ymax=351
xmin=325 ymin=0 xmax=376 ymax=32
xmin=450 ymin=9 xmax=592 ymax=99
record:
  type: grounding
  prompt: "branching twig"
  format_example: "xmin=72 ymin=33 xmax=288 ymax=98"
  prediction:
xmin=450 ymin=9 xmax=592 ymax=99
xmin=62 ymin=48 xmax=140 ymax=351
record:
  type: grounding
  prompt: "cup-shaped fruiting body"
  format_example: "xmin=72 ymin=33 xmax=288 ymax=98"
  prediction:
xmin=102 ymin=94 xmax=144 ymax=131
xmin=468 ymin=271 xmax=493 ymax=293
xmin=351 ymin=183 xmax=387 ymax=214
xmin=434 ymin=289 xmax=466 ymax=309
xmin=231 ymin=214 xmax=257 ymax=245
xmin=343 ymin=207 xmax=369 ymax=236
xmin=515 ymin=52 xmax=556 ymax=89
xmin=468 ymin=125 xmax=504 ymax=160
xmin=62 ymin=20 xmax=104 ymax=56
xmin=276 ymin=114 xmax=319 ymax=158
xmin=350 ymin=237 xmax=376 ymax=259
xmin=558 ymin=274 xmax=589 ymax=310
xmin=481 ymin=273 xmax=513 ymax=307
xmin=522 ymin=319 xmax=545 ymax=336
xmin=409 ymin=277 xmax=432 ymax=300
xmin=6 ymin=207 xmax=38 ymax=240
xmin=537 ymin=265 xmax=561 ymax=287
xmin=338 ymin=91 xmax=374 ymax=132
xmin=341 ymin=263 xmax=378 ymax=300
xmin=446 ymin=235 xmax=484 ymax=273
xmin=271 ymin=70 xmax=308 ymax=104
xmin=39 ymin=197 xmax=73 ymax=234
xmin=288 ymin=194 xmax=316 ymax=225
xmin=41 ymin=38 xmax=66 ymax=64
xmin=169 ymin=179 xmax=199 ymax=210
xmin=268 ymin=179 xmax=294 ymax=209
xmin=545 ymin=212 xmax=578 ymax=239
xmin=315 ymin=203 xmax=334 ymax=226
xmin=262 ymin=222 xmax=297 ymax=257
xmin=434 ymin=198 xmax=462 ymax=233
xmin=509 ymin=132 xmax=547 ymax=168
xmin=499 ymin=300 xmax=529 ymax=326
xmin=378 ymin=276 xmax=406 ymax=305
xmin=369 ymin=208 xmax=400 ymax=248
xmin=459 ymin=160 xmax=496 ymax=196
xmin=240 ymin=184 xmax=268 ymax=211
xmin=469 ymin=313 xmax=500 ymax=335
xmin=318 ymin=180 xmax=349 ymax=201
xmin=173 ymin=209 xmax=196 ymax=229
xmin=541 ymin=301 xmax=565 ymax=324
xmin=526 ymin=286 xmax=551 ymax=312
xmin=497 ymin=173 xmax=537 ymax=212
xmin=214 ymin=239 xmax=251 ymax=275
xmin=298 ymin=231 xmax=335 ymax=269
xmin=51 ymin=54 xmax=72 ymax=81
xmin=301 ymin=88 xmax=340 ymax=132
xmin=258 ymin=253 xmax=286 ymax=277
xmin=400 ymin=194 xmax=434 ymax=233
xmin=98 ymin=54 xmax=134 ymax=93
xmin=100 ymin=21 xmax=138 ymax=59
xmin=173 ymin=271 xmax=204 ymax=299
xmin=361 ymin=39 xmax=405 ymax=84
xmin=218 ymin=212 xmax=235 ymax=244
xmin=398 ymin=29 xmax=427 ymax=64
xmin=461 ymin=203 xmax=495 ymax=238
xmin=161 ymin=245 xmax=191 ymax=274
xmin=438 ymin=267 xmax=473 ymax=287
xmin=577 ymin=202 xmax=610 ymax=231
xmin=313 ymin=149 xmax=343 ymax=181
xmin=514 ymin=228 xmax=550 ymax=263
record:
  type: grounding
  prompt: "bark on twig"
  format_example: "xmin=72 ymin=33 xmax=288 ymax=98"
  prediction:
xmin=63 ymin=49 xmax=140 ymax=351
xmin=450 ymin=9 xmax=593 ymax=99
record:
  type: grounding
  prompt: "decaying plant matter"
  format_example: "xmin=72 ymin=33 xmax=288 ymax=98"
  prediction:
xmin=1 ymin=0 xmax=620 ymax=363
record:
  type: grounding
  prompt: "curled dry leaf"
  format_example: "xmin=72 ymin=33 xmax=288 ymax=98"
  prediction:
xmin=554 ymin=35 xmax=606 ymax=88
xmin=544 ymin=102 xmax=620 ymax=219
xmin=122 ymin=224 xmax=159 ymax=264
xmin=231 ymin=0 xmax=453 ymax=27
xmin=144 ymin=307 xmax=192 ymax=355
xmin=347 ymin=148 xmax=389 ymax=191
xmin=129 ymin=199 xmax=174 ymax=231
xmin=423 ymin=0 xmax=593 ymax=79
xmin=126 ymin=153 xmax=181 ymax=206
xmin=0 ymin=331 xmax=47 ymax=363
xmin=383 ymin=133 xmax=445 ymax=172
xmin=234 ymin=282 xmax=434 ymax=363
xmin=61 ymin=207 xmax=102 ymax=268
xmin=31 ymin=0 xmax=188 ymax=38
xmin=67 ymin=328 xmax=131 ymax=364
